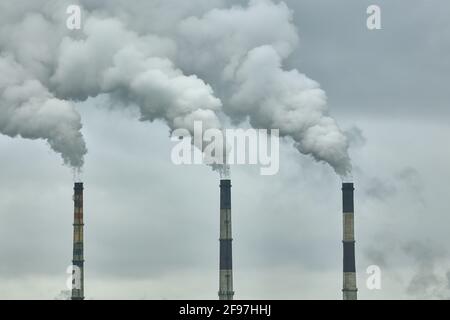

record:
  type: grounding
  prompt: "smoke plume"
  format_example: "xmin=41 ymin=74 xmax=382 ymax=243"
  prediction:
xmin=177 ymin=0 xmax=351 ymax=176
xmin=0 ymin=0 xmax=351 ymax=175
xmin=0 ymin=1 xmax=222 ymax=169
xmin=0 ymin=54 xmax=87 ymax=168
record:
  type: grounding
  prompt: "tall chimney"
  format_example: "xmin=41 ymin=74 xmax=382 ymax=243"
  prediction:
xmin=72 ymin=182 xmax=85 ymax=300
xmin=342 ymin=182 xmax=357 ymax=300
xmin=219 ymin=179 xmax=234 ymax=300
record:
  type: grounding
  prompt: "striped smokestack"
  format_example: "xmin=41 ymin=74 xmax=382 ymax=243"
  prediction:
xmin=219 ymin=179 xmax=234 ymax=300
xmin=342 ymin=182 xmax=357 ymax=300
xmin=72 ymin=182 xmax=84 ymax=300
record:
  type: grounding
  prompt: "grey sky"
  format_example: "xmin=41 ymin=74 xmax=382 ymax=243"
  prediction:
xmin=0 ymin=0 xmax=449 ymax=299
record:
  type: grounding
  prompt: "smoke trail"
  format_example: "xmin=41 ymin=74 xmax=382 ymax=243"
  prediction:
xmin=0 ymin=1 xmax=222 ymax=169
xmin=177 ymin=0 xmax=352 ymax=176
xmin=1 ymin=0 xmax=351 ymax=175
xmin=0 ymin=3 xmax=87 ymax=168
xmin=51 ymin=17 xmax=222 ymax=133
xmin=0 ymin=54 xmax=87 ymax=168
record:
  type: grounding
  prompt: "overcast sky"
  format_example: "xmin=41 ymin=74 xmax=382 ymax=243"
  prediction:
xmin=0 ymin=0 xmax=449 ymax=300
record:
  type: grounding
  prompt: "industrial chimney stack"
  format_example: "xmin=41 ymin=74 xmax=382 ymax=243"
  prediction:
xmin=342 ymin=182 xmax=357 ymax=300
xmin=219 ymin=179 xmax=234 ymax=300
xmin=72 ymin=182 xmax=85 ymax=300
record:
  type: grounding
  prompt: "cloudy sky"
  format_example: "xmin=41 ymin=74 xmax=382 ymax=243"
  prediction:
xmin=0 ymin=0 xmax=449 ymax=300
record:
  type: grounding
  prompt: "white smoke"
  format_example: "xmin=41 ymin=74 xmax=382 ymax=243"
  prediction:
xmin=177 ymin=0 xmax=351 ymax=176
xmin=50 ymin=17 xmax=222 ymax=133
xmin=0 ymin=0 xmax=351 ymax=175
xmin=0 ymin=54 xmax=87 ymax=168
xmin=230 ymin=45 xmax=350 ymax=176
xmin=0 ymin=0 xmax=222 ymax=169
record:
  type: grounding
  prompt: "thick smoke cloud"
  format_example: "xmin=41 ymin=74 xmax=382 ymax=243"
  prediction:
xmin=0 ymin=54 xmax=87 ymax=168
xmin=0 ymin=0 xmax=350 ymax=175
xmin=0 ymin=0 xmax=222 ymax=169
xmin=51 ymin=17 xmax=222 ymax=133
xmin=177 ymin=0 xmax=351 ymax=175
xmin=231 ymin=45 xmax=350 ymax=176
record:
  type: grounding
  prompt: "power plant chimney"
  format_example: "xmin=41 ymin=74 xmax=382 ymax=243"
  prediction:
xmin=72 ymin=182 xmax=85 ymax=300
xmin=219 ymin=179 xmax=234 ymax=300
xmin=342 ymin=182 xmax=357 ymax=300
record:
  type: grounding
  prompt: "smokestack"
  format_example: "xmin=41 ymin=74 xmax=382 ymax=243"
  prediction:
xmin=72 ymin=182 xmax=84 ymax=300
xmin=342 ymin=182 xmax=357 ymax=300
xmin=219 ymin=179 xmax=234 ymax=300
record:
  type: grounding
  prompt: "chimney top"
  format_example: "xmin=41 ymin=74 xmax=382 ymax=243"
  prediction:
xmin=74 ymin=182 xmax=84 ymax=191
xmin=342 ymin=182 xmax=354 ymax=191
xmin=220 ymin=179 xmax=231 ymax=187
